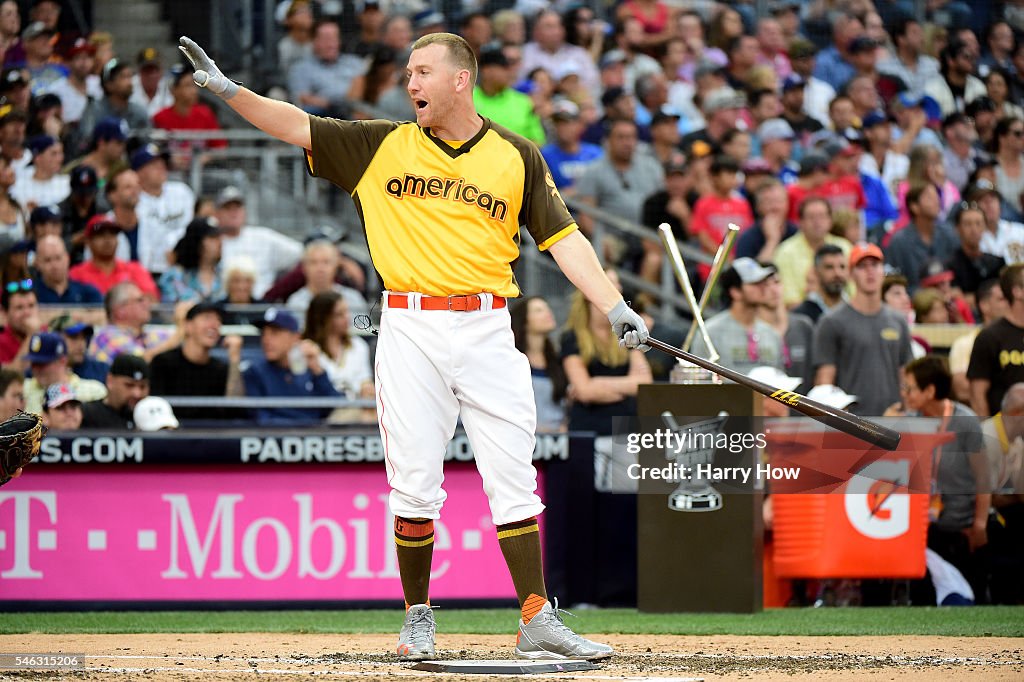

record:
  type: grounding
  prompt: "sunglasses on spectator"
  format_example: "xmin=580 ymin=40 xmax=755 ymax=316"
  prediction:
xmin=4 ymin=278 xmax=31 ymax=293
xmin=958 ymin=201 xmax=982 ymax=211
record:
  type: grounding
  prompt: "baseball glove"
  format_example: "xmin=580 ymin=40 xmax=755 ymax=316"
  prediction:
xmin=0 ymin=411 xmax=46 ymax=486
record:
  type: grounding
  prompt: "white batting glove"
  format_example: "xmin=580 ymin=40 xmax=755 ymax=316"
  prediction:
xmin=607 ymin=300 xmax=651 ymax=352
xmin=178 ymin=36 xmax=239 ymax=100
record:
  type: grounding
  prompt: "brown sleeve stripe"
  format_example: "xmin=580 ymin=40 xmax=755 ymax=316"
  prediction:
xmin=496 ymin=523 xmax=539 ymax=540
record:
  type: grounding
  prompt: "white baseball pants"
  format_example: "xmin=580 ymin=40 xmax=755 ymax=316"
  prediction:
xmin=375 ymin=293 xmax=544 ymax=525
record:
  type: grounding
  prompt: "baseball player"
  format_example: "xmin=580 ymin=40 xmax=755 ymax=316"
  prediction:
xmin=179 ymin=33 xmax=649 ymax=661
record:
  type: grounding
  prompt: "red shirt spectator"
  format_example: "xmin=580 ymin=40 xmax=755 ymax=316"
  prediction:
xmin=0 ymin=284 xmax=40 ymax=366
xmin=68 ymin=216 xmax=159 ymax=298
xmin=690 ymin=156 xmax=753 ymax=280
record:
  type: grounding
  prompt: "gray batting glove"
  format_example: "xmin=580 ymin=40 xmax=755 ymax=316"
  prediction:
xmin=178 ymin=36 xmax=239 ymax=100
xmin=607 ymin=300 xmax=651 ymax=352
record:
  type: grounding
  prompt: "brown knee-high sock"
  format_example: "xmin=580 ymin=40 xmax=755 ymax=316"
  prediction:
xmin=395 ymin=517 xmax=434 ymax=607
xmin=496 ymin=517 xmax=547 ymax=623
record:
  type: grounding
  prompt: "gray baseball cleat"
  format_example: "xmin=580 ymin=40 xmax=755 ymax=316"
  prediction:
xmin=396 ymin=604 xmax=436 ymax=661
xmin=514 ymin=599 xmax=613 ymax=661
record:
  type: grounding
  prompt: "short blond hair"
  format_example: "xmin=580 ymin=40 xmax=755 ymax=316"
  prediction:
xmin=411 ymin=32 xmax=478 ymax=85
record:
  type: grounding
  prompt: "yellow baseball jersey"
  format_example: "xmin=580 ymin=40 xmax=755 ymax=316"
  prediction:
xmin=306 ymin=116 xmax=578 ymax=297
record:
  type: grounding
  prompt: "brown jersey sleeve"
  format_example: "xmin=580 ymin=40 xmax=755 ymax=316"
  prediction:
xmin=490 ymin=123 xmax=575 ymax=247
xmin=306 ymin=116 xmax=400 ymax=193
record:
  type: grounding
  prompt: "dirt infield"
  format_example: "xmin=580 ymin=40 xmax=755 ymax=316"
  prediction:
xmin=2 ymin=633 xmax=1021 ymax=680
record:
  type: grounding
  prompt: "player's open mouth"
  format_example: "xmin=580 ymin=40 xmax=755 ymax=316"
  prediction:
xmin=415 ymin=100 xmax=427 ymax=110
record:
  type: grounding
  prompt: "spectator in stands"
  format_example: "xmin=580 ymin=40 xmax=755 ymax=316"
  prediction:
xmin=215 ymin=186 xmax=302 ymax=299
xmin=814 ymin=242 xmax=913 ymax=415
xmin=887 ymin=183 xmax=960 ymax=291
xmin=913 ymin=286 xmax=952 ymax=323
xmin=89 ymin=281 xmax=176 ymax=364
xmin=289 ymin=19 xmax=366 ymax=118
xmin=574 ymin=118 xmax=664 ymax=281
xmin=473 ymin=43 xmax=543 ymax=144
xmin=540 ymin=99 xmax=602 ymax=193
xmin=67 ymin=117 xmax=127 ymax=192
xmin=641 ymin=157 xmax=691 ymax=249
xmin=983 ymin=68 xmax=1023 ymax=120
xmin=59 ymin=164 xmax=98 ymax=256
xmin=992 ymin=117 xmax=1024 ymax=216
xmin=278 ymin=0 xmax=314 ymax=76
xmin=735 ymin=179 xmax=796 ymax=263
xmin=19 ymin=21 xmax=64 ymax=94
xmin=0 ymin=155 xmax=23 ymax=238
xmin=792 ymin=243 xmax=849 ymax=324
xmin=510 ymin=295 xmax=566 ymax=433
xmin=32 ymin=233 xmax=100 ymax=303
xmin=303 ymin=290 xmax=373 ymax=423
xmin=243 ymin=307 xmax=340 ymax=425
xmin=689 ymin=258 xmax=783 ymax=372
xmin=0 ymin=67 xmax=29 ymax=115
xmin=24 ymin=203 xmax=58 ymax=246
xmin=970 ymin=180 xmax=1024 ymax=264
xmin=942 ymin=113 xmax=982 ymax=193
xmin=215 ymin=255 xmax=260 ymax=324
xmin=285 ymin=239 xmax=367 ymax=320
xmin=894 ymin=144 xmax=961 ymax=229
xmin=723 ymin=34 xmax=759 ymax=92
xmin=680 ymin=86 xmax=746 ymax=156
xmin=130 ymin=48 xmax=172 ymax=119
xmin=759 ymin=261 xmax=814 ymax=389
xmin=0 ymin=278 xmax=38 ymax=365
xmin=925 ymin=40 xmax=986 ymax=117
xmin=859 ymin=110 xmax=908 ymax=207
xmin=460 ymin=12 xmax=492 ymax=57
xmin=640 ymin=106 xmax=680 ymax=167
xmin=23 ymin=330 xmax=105 ymax=413
xmin=80 ymin=352 xmax=149 ymax=429
xmin=889 ymin=93 xmax=944 ymax=156
xmin=949 ymin=202 xmax=1006 ymax=302
xmin=969 ymin=264 xmax=1024 ymax=416
xmin=0 ymin=108 xmax=28 ymax=175
xmin=519 ymin=10 xmax=599 ymax=95
xmin=0 ymin=1 xmax=18 ymax=67
xmin=68 ymin=215 xmax=158 ymax=297
xmin=11 ymin=134 xmax=68 ymax=209
xmin=0 ymin=366 xmax=23 ymax=420
xmin=43 ymin=38 xmax=98 ymax=129
xmin=877 ymin=15 xmax=940 ymax=95
xmin=133 ymin=395 xmax=179 ymax=431
xmin=48 ymin=314 xmax=106 ymax=382
xmin=754 ymin=118 xmax=796 ymax=184
xmin=690 ymin=154 xmax=754 ymax=282
xmin=778 ymin=74 xmax=823 ymax=145
xmin=775 ymin=197 xmax=850 ymax=307
xmin=131 ymin=143 xmax=194 ymax=275
xmin=150 ymin=300 xmax=243 ymax=420
xmin=980 ymin=20 xmax=1014 ymax=76
xmin=890 ymin=355 xmax=990 ymax=604
xmin=812 ymin=13 xmax=862 ymax=91
xmin=87 ymin=32 xmax=113 ymax=83
xmin=41 ymin=382 xmax=82 ymax=430
xmin=153 ymin=65 xmax=227 ymax=165
xmin=77 ymin=58 xmax=150 ymax=154
xmin=786 ymin=39 xmax=834 ymax=129
xmin=158 ymin=217 xmax=222 ymax=303
xmin=950 ymin=278 xmax=1007 ymax=401
xmin=380 ymin=13 xmax=414 ymax=55
xmin=921 ymin=258 xmax=975 ymax=323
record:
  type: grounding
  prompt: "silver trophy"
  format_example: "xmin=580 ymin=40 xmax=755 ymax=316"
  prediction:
xmin=662 ymin=410 xmax=726 ymax=512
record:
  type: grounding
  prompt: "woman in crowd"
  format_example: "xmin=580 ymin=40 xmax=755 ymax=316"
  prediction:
xmin=0 ymin=156 xmax=24 ymax=239
xmin=215 ymin=255 xmax=262 ymax=325
xmin=510 ymin=295 xmax=567 ymax=433
xmin=894 ymin=144 xmax=961 ymax=228
xmin=912 ymin=287 xmax=953 ymax=324
xmin=277 ymin=0 xmax=314 ymax=77
xmin=992 ymin=116 xmax=1024 ymax=214
xmin=563 ymin=5 xmax=607 ymax=64
xmin=159 ymin=217 xmax=223 ymax=303
xmin=984 ymin=68 xmax=1024 ymax=120
xmin=706 ymin=5 xmax=744 ymax=53
xmin=303 ymin=290 xmax=373 ymax=423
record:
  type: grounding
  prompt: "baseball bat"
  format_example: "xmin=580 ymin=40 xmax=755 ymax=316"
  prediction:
xmin=682 ymin=223 xmax=740 ymax=353
xmin=658 ymin=223 xmax=719 ymax=363
xmin=635 ymin=332 xmax=902 ymax=451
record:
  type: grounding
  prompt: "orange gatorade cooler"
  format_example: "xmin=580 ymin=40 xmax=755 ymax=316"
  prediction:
xmin=765 ymin=422 xmax=951 ymax=579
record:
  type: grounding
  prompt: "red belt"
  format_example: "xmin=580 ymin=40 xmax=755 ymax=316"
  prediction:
xmin=386 ymin=292 xmax=506 ymax=311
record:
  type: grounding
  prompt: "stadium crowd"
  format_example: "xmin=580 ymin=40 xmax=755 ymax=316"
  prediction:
xmin=0 ymin=0 xmax=1022 ymax=604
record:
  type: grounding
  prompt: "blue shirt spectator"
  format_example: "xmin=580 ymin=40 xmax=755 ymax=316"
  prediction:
xmin=32 ymin=233 xmax=104 ymax=304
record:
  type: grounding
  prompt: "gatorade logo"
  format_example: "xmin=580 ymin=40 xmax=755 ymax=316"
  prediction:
xmin=844 ymin=460 xmax=910 ymax=540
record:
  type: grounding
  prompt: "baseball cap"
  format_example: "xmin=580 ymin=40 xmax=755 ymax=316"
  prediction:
xmin=136 ymin=47 xmax=162 ymax=69
xmin=64 ymin=37 xmax=95 ymax=60
xmin=732 ymin=257 xmax=777 ymax=284
xmin=29 ymin=205 xmax=59 ymax=225
xmin=849 ymin=241 xmax=884 ymax=267
xmin=919 ymin=259 xmax=954 ymax=287
xmin=84 ymin=214 xmax=121 ymax=238
xmin=684 ymin=139 xmax=714 ymax=162
xmin=256 ymin=307 xmax=300 ymax=333
xmin=742 ymin=157 xmax=773 ymax=175
xmin=694 ymin=59 xmax=727 ymax=79
xmin=861 ymin=109 xmax=890 ymax=129
xmin=702 ymin=87 xmax=746 ymax=113
xmin=216 ymin=185 xmax=245 ymax=208
xmin=788 ymin=38 xmax=817 ymax=59
xmin=895 ymin=91 xmax=942 ymax=123
xmin=550 ymin=98 xmax=580 ymax=121
xmin=26 ymin=135 xmax=58 ymax=160
xmin=757 ymin=118 xmax=795 ymax=143
xmin=0 ymin=68 xmax=26 ymax=92
xmin=478 ymin=44 xmax=509 ymax=68
xmin=27 ymin=332 xmax=66 ymax=364
xmin=110 ymin=353 xmax=150 ymax=381
xmin=48 ymin=313 xmax=93 ymax=339
xmin=22 ymin=21 xmax=53 ymax=41
xmin=781 ymin=73 xmax=805 ymax=92
xmin=799 ymin=151 xmax=829 ymax=175
xmin=599 ymin=49 xmax=628 ymax=70
xmin=92 ymin=116 xmax=128 ymax=143
xmin=748 ymin=365 xmax=801 ymax=392
xmin=133 ymin=396 xmax=179 ymax=432
xmin=664 ymin=158 xmax=688 ymax=176
xmin=413 ymin=9 xmax=445 ymax=30
xmin=600 ymin=86 xmax=628 ymax=109
xmin=130 ymin=142 xmax=169 ymax=171
xmin=822 ymin=136 xmax=859 ymax=158
xmin=847 ymin=36 xmax=878 ymax=54
xmin=651 ymin=105 xmax=681 ymax=126
xmin=70 ymin=164 xmax=98 ymax=194
xmin=44 ymin=382 xmax=80 ymax=411
xmin=185 ymin=300 xmax=224 ymax=321
xmin=768 ymin=0 xmax=800 ymax=14
xmin=807 ymin=384 xmax=857 ymax=409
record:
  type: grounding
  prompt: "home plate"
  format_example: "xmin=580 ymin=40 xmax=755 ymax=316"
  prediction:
xmin=410 ymin=659 xmax=600 ymax=674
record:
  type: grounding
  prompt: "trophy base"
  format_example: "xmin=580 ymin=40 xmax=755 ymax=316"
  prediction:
xmin=668 ymin=488 xmax=723 ymax=512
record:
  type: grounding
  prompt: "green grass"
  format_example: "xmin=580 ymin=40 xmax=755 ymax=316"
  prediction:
xmin=2 ymin=607 xmax=1022 ymax=637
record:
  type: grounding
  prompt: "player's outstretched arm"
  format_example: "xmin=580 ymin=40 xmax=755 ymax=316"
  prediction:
xmin=548 ymin=229 xmax=649 ymax=350
xmin=179 ymin=36 xmax=311 ymax=150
